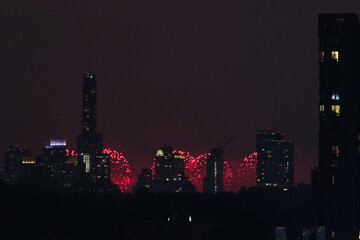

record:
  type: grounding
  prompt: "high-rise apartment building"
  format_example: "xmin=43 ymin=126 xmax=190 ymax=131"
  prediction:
xmin=312 ymin=13 xmax=360 ymax=239
xmin=152 ymin=146 xmax=195 ymax=193
xmin=256 ymin=129 xmax=294 ymax=189
xmin=203 ymin=148 xmax=224 ymax=193
xmin=37 ymin=139 xmax=76 ymax=188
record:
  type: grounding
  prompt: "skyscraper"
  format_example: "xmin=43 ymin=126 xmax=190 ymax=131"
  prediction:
xmin=77 ymin=73 xmax=108 ymax=189
xmin=37 ymin=139 xmax=68 ymax=187
xmin=312 ymin=13 xmax=360 ymax=239
xmin=35 ymin=139 xmax=79 ymax=188
xmin=77 ymin=73 xmax=103 ymax=156
xmin=256 ymin=129 xmax=294 ymax=189
xmin=203 ymin=148 xmax=224 ymax=193
xmin=152 ymin=146 xmax=195 ymax=193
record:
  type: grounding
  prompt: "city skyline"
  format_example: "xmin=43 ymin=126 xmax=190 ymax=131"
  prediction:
xmin=2 ymin=1 xmax=360 ymax=239
xmin=3 ymin=1 xmax=360 ymax=187
xmin=0 ymin=69 xmax=291 ymax=192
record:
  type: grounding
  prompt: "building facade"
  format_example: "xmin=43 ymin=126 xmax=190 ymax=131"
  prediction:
xmin=3 ymin=146 xmax=34 ymax=184
xmin=152 ymin=146 xmax=194 ymax=193
xmin=312 ymin=13 xmax=360 ymax=239
xmin=90 ymin=153 xmax=111 ymax=189
xmin=203 ymin=148 xmax=224 ymax=193
xmin=256 ymin=129 xmax=294 ymax=189
xmin=37 ymin=139 xmax=72 ymax=188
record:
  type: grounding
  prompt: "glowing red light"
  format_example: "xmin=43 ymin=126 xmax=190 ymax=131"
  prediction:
xmin=103 ymin=148 xmax=132 ymax=192
xmin=151 ymin=150 xmax=235 ymax=192
xmin=150 ymin=150 xmax=257 ymax=192
xmin=66 ymin=148 xmax=131 ymax=191
xmin=237 ymin=152 xmax=258 ymax=188
xmin=65 ymin=149 xmax=77 ymax=156
xmin=223 ymin=160 xmax=233 ymax=190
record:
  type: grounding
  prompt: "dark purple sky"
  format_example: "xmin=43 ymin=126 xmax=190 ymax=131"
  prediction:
xmin=2 ymin=0 xmax=360 ymax=186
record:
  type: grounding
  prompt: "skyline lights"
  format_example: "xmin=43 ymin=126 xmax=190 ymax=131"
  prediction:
xmin=45 ymin=139 xmax=67 ymax=148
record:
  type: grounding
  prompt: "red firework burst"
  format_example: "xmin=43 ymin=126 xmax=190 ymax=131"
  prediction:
xmin=223 ymin=160 xmax=233 ymax=190
xmin=151 ymin=150 xmax=208 ymax=190
xmin=65 ymin=149 xmax=77 ymax=157
xmin=151 ymin=149 xmax=234 ymax=192
xmin=237 ymin=152 xmax=257 ymax=188
xmin=173 ymin=150 xmax=210 ymax=191
xmin=103 ymin=148 xmax=131 ymax=192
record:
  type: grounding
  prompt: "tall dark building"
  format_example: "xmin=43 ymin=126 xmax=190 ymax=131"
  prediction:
xmin=256 ymin=129 xmax=294 ymax=189
xmin=3 ymin=146 xmax=34 ymax=184
xmin=77 ymin=73 xmax=108 ymax=189
xmin=152 ymin=146 xmax=195 ymax=193
xmin=77 ymin=73 xmax=103 ymax=155
xmin=312 ymin=13 xmax=360 ymax=239
xmin=203 ymin=148 xmax=224 ymax=193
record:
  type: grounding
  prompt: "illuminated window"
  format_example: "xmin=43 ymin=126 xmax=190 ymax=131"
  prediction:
xmin=332 ymin=231 xmax=335 ymax=239
xmin=331 ymin=105 xmax=340 ymax=116
xmin=331 ymin=92 xmax=340 ymax=100
xmin=332 ymin=175 xmax=335 ymax=185
xmin=84 ymin=154 xmax=91 ymax=173
xmin=320 ymin=105 xmax=325 ymax=112
xmin=320 ymin=51 xmax=325 ymax=62
xmin=332 ymin=155 xmax=338 ymax=167
xmin=331 ymin=51 xmax=339 ymax=61
xmin=332 ymin=145 xmax=339 ymax=157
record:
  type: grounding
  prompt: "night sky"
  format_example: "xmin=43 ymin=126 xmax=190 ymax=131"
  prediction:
xmin=2 ymin=0 xmax=360 ymax=187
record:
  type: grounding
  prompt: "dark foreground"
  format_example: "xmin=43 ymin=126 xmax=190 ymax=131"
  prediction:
xmin=0 ymin=183 xmax=313 ymax=240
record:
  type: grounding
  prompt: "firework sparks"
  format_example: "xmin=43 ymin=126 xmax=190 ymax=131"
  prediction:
xmin=65 ymin=149 xmax=77 ymax=156
xmin=103 ymin=148 xmax=132 ymax=192
xmin=151 ymin=150 xmax=235 ymax=192
xmin=237 ymin=152 xmax=258 ymax=188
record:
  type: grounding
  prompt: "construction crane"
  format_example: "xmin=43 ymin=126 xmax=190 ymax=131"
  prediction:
xmin=204 ymin=134 xmax=238 ymax=193
xmin=217 ymin=134 xmax=238 ymax=149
